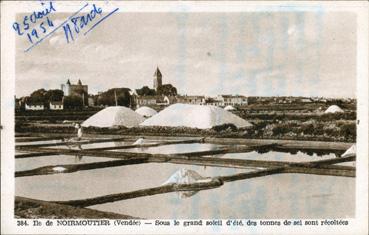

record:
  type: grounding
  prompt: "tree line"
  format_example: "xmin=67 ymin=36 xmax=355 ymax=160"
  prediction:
xmin=18 ymin=84 xmax=178 ymax=110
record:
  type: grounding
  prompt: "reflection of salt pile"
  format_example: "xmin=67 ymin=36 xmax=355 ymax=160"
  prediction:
xmin=135 ymin=106 xmax=157 ymax=118
xmin=82 ymin=106 xmax=145 ymax=128
xmin=224 ymin=105 xmax=235 ymax=111
xmin=52 ymin=166 xmax=66 ymax=172
xmin=162 ymin=168 xmax=211 ymax=198
xmin=325 ymin=105 xmax=344 ymax=114
xmin=341 ymin=144 xmax=356 ymax=157
xmin=141 ymin=104 xmax=252 ymax=129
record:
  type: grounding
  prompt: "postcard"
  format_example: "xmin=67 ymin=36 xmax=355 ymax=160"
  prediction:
xmin=1 ymin=1 xmax=368 ymax=234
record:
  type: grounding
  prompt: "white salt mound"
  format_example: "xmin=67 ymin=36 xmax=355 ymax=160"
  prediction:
xmin=133 ymin=137 xmax=145 ymax=145
xmin=141 ymin=103 xmax=252 ymax=129
xmin=325 ymin=105 xmax=344 ymax=114
xmin=341 ymin=144 xmax=356 ymax=157
xmin=82 ymin=106 xmax=145 ymax=128
xmin=224 ymin=105 xmax=236 ymax=111
xmin=162 ymin=168 xmax=206 ymax=185
xmin=135 ymin=106 xmax=157 ymax=118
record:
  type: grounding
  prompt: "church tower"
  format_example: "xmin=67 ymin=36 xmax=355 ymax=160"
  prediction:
xmin=153 ymin=67 xmax=162 ymax=91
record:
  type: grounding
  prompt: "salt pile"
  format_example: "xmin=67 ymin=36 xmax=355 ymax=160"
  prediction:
xmin=224 ymin=105 xmax=236 ymax=111
xmin=141 ymin=104 xmax=252 ymax=129
xmin=133 ymin=137 xmax=145 ymax=145
xmin=324 ymin=105 xmax=344 ymax=114
xmin=162 ymin=168 xmax=207 ymax=185
xmin=135 ymin=106 xmax=157 ymax=118
xmin=341 ymin=144 xmax=356 ymax=157
xmin=162 ymin=168 xmax=212 ymax=198
xmin=82 ymin=106 xmax=145 ymax=128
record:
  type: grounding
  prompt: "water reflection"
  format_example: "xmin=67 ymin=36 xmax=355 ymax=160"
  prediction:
xmin=255 ymin=145 xmax=345 ymax=157
xmin=16 ymin=163 xmax=251 ymax=201
xmin=66 ymin=142 xmax=83 ymax=150
xmin=116 ymin=143 xmax=223 ymax=155
xmin=74 ymin=154 xmax=83 ymax=163
xmin=222 ymin=150 xmax=337 ymax=162
xmin=89 ymin=174 xmax=355 ymax=219
xmin=162 ymin=168 xmax=211 ymax=198
xmin=15 ymin=154 xmax=116 ymax=172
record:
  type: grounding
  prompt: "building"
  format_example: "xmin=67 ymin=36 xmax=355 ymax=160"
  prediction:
xmin=216 ymin=95 xmax=248 ymax=106
xmin=25 ymin=102 xmax=44 ymax=110
xmin=153 ymin=67 xmax=162 ymax=91
xmin=88 ymin=96 xmax=95 ymax=107
xmin=136 ymin=96 xmax=157 ymax=106
xmin=177 ymin=95 xmax=205 ymax=105
xmin=61 ymin=79 xmax=88 ymax=97
xmin=136 ymin=95 xmax=177 ymax=107
xmin=204 ymin=97 xmax=222 ymax=106
xmin=299 ymin=98 xmax=313 ymax=103
xmin=49 ymin=101 xmax=63 ymax=110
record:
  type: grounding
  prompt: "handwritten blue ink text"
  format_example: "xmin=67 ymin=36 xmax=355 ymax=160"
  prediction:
xmin=63 ymin=4 xmax=103 ymax=43
xmin=12 ymin=1 xmax=56 ymax=44
xmin=13 ymin=1 xmax=119 ymax=52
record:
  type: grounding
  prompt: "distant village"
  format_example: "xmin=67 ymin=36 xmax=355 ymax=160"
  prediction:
xmin=15 ymin=67 xmax=355 ymax=111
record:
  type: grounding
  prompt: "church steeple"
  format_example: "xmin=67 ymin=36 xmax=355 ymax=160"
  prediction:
xmin=78 ymin=79 xmax=82 ymax=85
xmin=153 ymin=67 xmax=162 ymax=91
xmin=66 ymin=79 xmax=71 ymax=85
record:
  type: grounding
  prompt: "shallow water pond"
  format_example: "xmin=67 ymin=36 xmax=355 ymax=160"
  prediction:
xmin=90 ymin=174 xmax=355 ymax=219
xmin=15 ymin=155 xmax=117 ymax=172
xmin=46 ymin=139 xmax=161 ymax=150
xmin=113 ymin=143 xmax=224 ymax=154
xmin=14 ymin=140 xmax=354 ymax=219
xmin=220 ymin=151 xmax=337 ymax=162
xmin=334 ymin=161 xmax=355 ymax=167
xmin=16 ymin=139 xmax=63 ymax=146
xmin=46 ymin=141 xmax=132 ymax=150
xmin=15 ymin=163 xmax=254 ymax=201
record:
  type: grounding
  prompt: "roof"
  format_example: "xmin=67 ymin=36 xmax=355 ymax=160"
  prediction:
xmin=26 ymin=102 xmax=44 ymax=106
xmin=178 ymin=95 xmax=205 ymax=99
xmin=154 ymin=67 xmax=162 ymax=77
xmin=137 ymin=96 xmax=158 ymax=100
xmin=218 ymin=95 xmax=246 ymax=98
xmin=50 ymin=101 xmax=63 ymax=105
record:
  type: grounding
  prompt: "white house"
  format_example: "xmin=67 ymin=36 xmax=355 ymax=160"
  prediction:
xmin=204 ymin=97 xmax=222 ymax=106
xmin=300 ymin=98 xmax=313 ymax=103
xmin=50 ymin=101 xmax=63 ymax=110
xmin=136 ymin=96 xmax=157 ymax=106
xmin=25 ymin=103 xmax=44 ymax=110
xmin=216 ymin=95 xmax=248 ymax=106
xmin=177 ymin=95 xmax=205 ymax=105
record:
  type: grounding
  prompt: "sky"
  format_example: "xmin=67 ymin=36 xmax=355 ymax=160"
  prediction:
xmin=15 ymin=9 xmax=357 ymax=98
